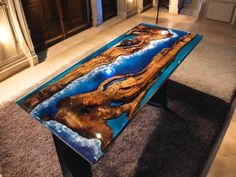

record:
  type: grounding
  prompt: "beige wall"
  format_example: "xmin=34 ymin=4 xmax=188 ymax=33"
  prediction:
xmin=205 ymin=0 xmax=236 ymax=23
xmin=169 ymin=0 xmax=179 ymax=14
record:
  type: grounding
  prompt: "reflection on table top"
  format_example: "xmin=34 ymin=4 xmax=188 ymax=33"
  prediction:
xmin=17 ymin=23 xmax=202 ymax=164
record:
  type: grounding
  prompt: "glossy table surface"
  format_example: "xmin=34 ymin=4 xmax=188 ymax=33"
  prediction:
xmin=17 ymin=23 xmax=202 ymax=164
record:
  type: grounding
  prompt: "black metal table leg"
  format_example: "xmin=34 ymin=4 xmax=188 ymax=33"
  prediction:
xmin=52 ymin=135 xmax=92 ymax=177
xmin=148 ymin=80 xmax=168 ymax=109
xmin=156 ymin=0 xmax=160 ymax=24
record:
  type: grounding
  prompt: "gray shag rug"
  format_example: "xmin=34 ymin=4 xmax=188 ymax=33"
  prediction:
xmin=92 ymin=81 xmax=229 ymax=177
xmin=0 ymin=103 xmax=62 ymax=177
xmin=170 ymin=38 xmax=236 ymax=104
xmin=0 ymin=81 xmax=230 ymax=177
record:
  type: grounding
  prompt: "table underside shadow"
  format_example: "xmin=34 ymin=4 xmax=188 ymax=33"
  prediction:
xmin=53 ymin=81 xmax=231 ymax=177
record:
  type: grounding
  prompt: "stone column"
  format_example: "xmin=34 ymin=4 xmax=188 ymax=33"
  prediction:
xmin=117 ymin=0 xmax=127 ymax=19
xmin=118 ymin=0 xmax=138 ymax=19
xmin=0 ymin=0 xmax=39 ymax=81
xmin=91 ymin=0 xmax=139 ymax=25
xmin=138 ymin=0 xmax=155 ymax=13
xmin=153 ymin=0 xmax=158 ymax=6
xmin=10 ymin=0 xmax=38 ymax=66
xmin=169 ymin=0 xmax=179 ymax=14
xmin=191 ymin=0 xmax=203 ymax=17
xmin=137 ymin=0 xmax=143 ymax=13
xmin=90 ymin=0 xmax=103 ymax=26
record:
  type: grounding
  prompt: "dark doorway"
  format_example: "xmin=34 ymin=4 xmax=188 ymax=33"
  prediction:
xmin=159 ymin=0 xmax=169 ymax=8
xmin=102 ymin=0 xmax=117 ymax=21
xmin=143 ymin=0 xmax=153 ymax=11
xmin=21 ymin=0 xmax=91 ymax=52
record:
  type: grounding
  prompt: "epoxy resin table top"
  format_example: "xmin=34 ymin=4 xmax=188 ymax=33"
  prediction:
xmin=17 ymin=23 xmax=202 ymax=164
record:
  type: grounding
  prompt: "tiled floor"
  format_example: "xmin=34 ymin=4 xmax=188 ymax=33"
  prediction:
xmin=0 ymin=7 xmax=235 ymax=177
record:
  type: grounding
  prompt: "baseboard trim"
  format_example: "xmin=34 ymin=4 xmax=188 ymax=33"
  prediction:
xmin=0 ymin=56 xmax=30 ymax=82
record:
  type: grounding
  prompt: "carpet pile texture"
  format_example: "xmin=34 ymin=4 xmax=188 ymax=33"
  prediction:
xmin=0 ymin=102 xmax=62 ymax=177
xmin=92 ymin=81 xmax=229 ymax=177
xmin=170 ymin=38 xmax=236 ymax=103
xmin=0 ymin=81 xmax=229 ymax=177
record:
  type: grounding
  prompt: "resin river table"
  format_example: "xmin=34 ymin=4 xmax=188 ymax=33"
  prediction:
xmin=17 ymin=23 xmax=202 ymax=177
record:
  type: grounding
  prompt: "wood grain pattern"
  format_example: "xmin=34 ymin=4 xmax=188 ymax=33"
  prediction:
xmin=21 ymin=25 xmax=173 ymax=112
xmin=41 ymin=33 xmax=197 ymax=150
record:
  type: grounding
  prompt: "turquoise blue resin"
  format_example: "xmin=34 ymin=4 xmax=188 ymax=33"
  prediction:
xmin=17 ymin=23 xmax=202 ymax=164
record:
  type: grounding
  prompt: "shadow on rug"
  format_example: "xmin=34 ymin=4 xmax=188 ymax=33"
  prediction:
xmin=0 ymin=80 xmax=230 ymax=177
xmin=92 ymin=81 xmax=230 ymax=177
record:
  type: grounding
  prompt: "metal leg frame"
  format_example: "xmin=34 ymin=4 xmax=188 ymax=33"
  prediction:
xmin=148 ymin=80 xmax=168 ymax=109
xmin=156 ymin=0 xmax=160 ymax=24
xmin=53 ymin=135 xmax=92 ymax=177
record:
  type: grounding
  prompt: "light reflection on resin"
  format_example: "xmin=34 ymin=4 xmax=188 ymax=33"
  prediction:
xmin=160 ymin=30 xmax=169 ymax=35
xmin=16 ymin=23 xmax=202 ymax=164
xmin=103 ymin=67 xmax=115 ymax=77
